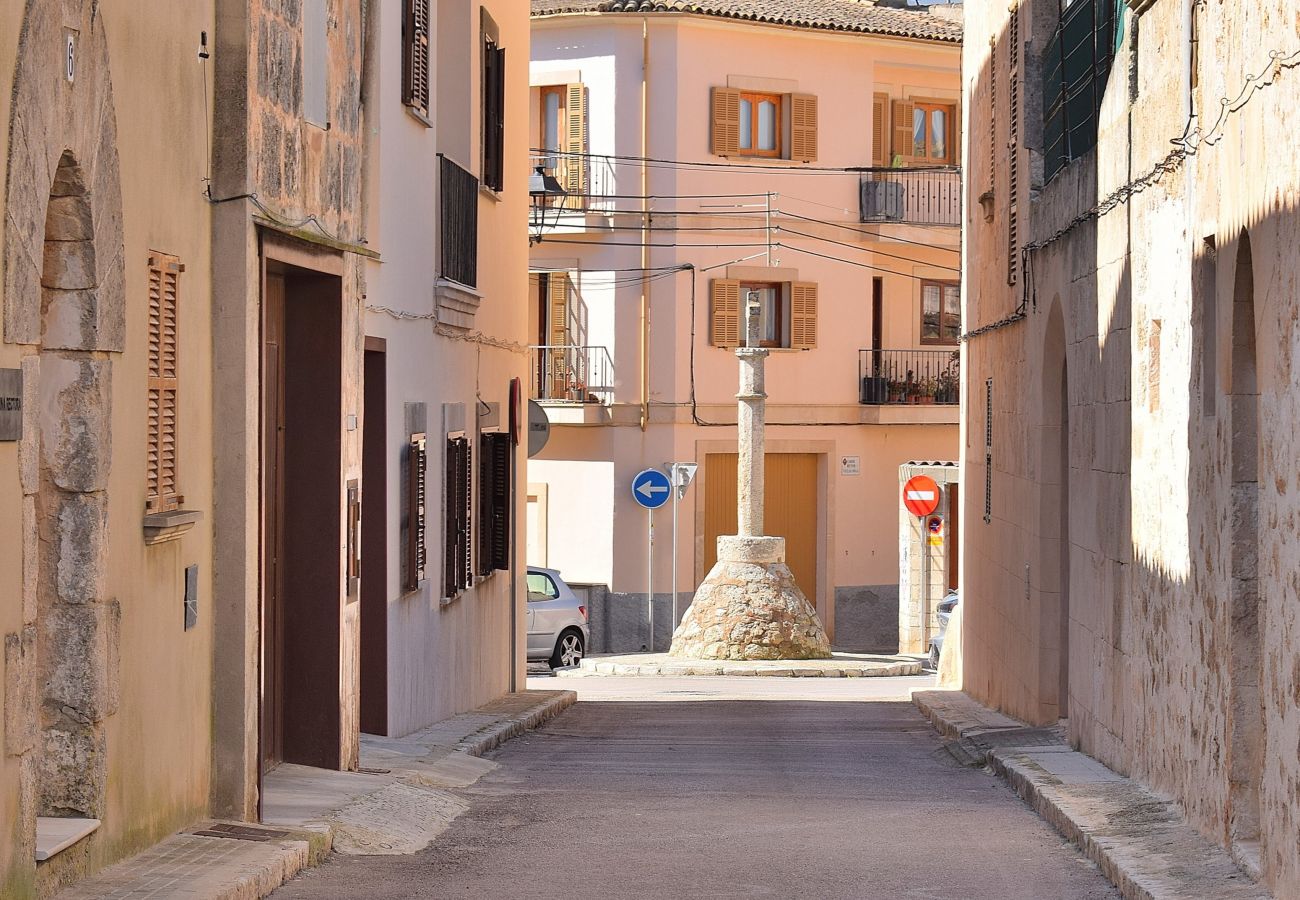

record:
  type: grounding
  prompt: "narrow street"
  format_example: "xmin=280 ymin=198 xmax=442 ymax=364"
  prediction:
xmin=272 ymin=676 xmax=1119 ymax=899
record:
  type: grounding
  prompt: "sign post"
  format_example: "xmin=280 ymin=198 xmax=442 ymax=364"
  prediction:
xmin=903 ymin=475 xmax=942 ymax=646
xmin=632 ymin=468 xmax=673 ymax=650
xmin=663 ymin=462 xmax=698 ymax=632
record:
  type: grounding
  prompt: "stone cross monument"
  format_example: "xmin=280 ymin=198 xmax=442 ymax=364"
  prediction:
xmin=669 ymin=292 xmax=832 ymax=660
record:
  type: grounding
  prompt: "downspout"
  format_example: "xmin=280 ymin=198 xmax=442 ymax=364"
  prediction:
xmin=639 ymin=17 xmax=650 ymax=431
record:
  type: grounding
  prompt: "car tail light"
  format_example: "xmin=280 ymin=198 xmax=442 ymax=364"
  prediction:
xmin=578 ymin=605 xmax=588 ymax=621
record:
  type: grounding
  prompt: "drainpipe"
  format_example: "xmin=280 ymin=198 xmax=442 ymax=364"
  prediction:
xmin=639 ymin=17 xmax=650 ymax=431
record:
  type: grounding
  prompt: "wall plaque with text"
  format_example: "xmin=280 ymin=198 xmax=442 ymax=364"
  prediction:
xmin=0 ymin=369 xmax=21 ymax=441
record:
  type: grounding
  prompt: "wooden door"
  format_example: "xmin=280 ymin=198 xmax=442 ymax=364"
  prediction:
xmin=703 ymin=453 xmax=819 ymax=603
xmin=360 ymin=344 xmax=388 ymax=735
xmin=947 ymin=488 xmax=959 ymax=590
xmin=261 ymin=271 xmax=287 ymax=772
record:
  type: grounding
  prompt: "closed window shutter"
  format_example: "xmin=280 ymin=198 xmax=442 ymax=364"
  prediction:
xmin=790 ymin=282 xmax=819 ymax=350
xmin=477 ymin=432 xmax=511 ymax=575
xmin=789 ymin=93 xmax=818 ymax=163
xmin=444 ymin=436 xmax=473 ymax=597
xmin=891 ymin=99 xmax=915 ymax=165
xmin=548 ymin=273 xmax=571 ymax=348
xmin=483 ymin=42 xmax=506 ymax=191
xmin=403 ymin=433 xmax=427 ymax=591
xmin=710 ymin=279 xmax=741 ymax=348
xmin=564 ymin=84 xmax=587 ymax=200
xmin=711 ymin=87 xmax=741 ymax=157
xmin=872 ymin=93 xmax=889 ymax=167
xmin=1007 ymin=6 xmax=1021 ymax=285
xmin=402 ymin=0 xmax=430 ymax=119
xmin=146 ymin=254 xmax=182 ymax=514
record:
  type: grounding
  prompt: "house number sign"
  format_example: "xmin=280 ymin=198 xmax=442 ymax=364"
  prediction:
xmin=65 ymin=30 xmax=77 ymax=83
xmin=0 ymin=369 xmax=22 ymax=441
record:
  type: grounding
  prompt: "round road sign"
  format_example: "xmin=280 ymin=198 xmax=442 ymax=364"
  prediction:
xmin=903 ymin=475 xmax=941 ymax=517
xmin=631 ymin=468 xmax=673 ymax=510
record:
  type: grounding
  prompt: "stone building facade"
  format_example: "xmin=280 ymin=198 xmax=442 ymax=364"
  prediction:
xmin=0 ymin=1 xmax=218 ymax=895
xmin=961 ymin=0 xmax=1300 ymax=892
xmin=210 ymin=0 xmax=369 ymax=819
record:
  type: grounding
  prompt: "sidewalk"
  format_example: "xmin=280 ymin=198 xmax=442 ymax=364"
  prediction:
xmin=57 ymin=690 xmax=575 ymax=900
xmin=912 ymin=690 xmax=1272 ymax=900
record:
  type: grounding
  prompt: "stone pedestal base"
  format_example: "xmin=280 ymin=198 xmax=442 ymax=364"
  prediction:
xmin=669 ymin=536 xmax=832 ymax=660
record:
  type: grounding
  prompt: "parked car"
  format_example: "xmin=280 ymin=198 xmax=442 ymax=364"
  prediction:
xmin=526 ymin=567 xmax=590 ymax=669
xmin=928 ymin=590 xmax=959 ymax=669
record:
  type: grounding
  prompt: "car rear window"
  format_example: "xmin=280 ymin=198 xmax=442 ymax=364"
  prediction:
xmin=527 ymin=573 xmax=559 ymax=600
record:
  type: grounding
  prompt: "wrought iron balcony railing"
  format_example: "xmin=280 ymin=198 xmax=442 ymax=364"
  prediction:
xmin=859 ymin=166 xmax=961 ymax=227
xmin=530 ymin=153 xmax=617 ymax=213
xmin=530 ymin=345 xmax=615 ymax=405
xmin=859 ymin=348 xmax=960 ymax=405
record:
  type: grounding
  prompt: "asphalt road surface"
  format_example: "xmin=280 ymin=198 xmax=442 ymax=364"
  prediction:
xmin=272 ymin=675 xmax=1120 ymax=900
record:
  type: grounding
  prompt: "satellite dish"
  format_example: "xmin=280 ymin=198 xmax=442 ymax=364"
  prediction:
xmin=527 ymin=401 xmax=551 ymax=458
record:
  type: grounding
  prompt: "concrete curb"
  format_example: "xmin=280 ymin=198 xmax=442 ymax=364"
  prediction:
xmin=59 ymin=690 xmax=577 ymax=900
xmin=912 ymin=691 xmax=1272 ymax=900
xmin=562 ymin=653 xmax=921 ymax=678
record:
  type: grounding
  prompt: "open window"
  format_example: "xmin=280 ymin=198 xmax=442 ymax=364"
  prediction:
xmin=710 ymin=279 xmax=818 ymax=350
xmin=711 ymin=88 xmax=817 ymax=163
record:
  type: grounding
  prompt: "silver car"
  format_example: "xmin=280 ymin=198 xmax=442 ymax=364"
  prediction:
xmin=526 ymin=567 xmax=590 ymax=669
xmin=928 ymin=590 xmax=959 ymax=669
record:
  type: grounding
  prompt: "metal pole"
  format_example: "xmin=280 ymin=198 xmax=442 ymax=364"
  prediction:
xmin=647 ymin=507 xmax=654 ymax=651
xmin=920 ymin=514 xmax=930 ymax=647
xmin=671 ymin=466 xmax=680 ymax=630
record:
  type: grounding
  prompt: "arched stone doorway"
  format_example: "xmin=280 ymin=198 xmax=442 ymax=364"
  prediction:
xmin=2 ymin=0 xmax=124 ymax=873
xmin=1227 ymin=232 xmax=1262 ymax=868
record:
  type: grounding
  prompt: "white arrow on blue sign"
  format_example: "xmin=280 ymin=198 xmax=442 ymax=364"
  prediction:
xmin=631 ymin=468 xmax=673 ymax=510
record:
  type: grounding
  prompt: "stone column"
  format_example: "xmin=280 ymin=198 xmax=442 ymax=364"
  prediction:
xmin=736 ymin=293 xmax=767 ymax=538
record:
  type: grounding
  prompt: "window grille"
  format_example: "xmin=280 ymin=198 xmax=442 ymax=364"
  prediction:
xmin=1042 ymin=0 xmax=1118 ymax=181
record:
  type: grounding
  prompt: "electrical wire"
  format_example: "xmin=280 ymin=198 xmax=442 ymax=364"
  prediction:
xmin=534 ymin=147 xmax=917 ymax=176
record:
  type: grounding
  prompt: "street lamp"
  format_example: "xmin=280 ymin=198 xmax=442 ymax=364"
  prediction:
xmin=529 ymin=165 xmax=568 ymax=245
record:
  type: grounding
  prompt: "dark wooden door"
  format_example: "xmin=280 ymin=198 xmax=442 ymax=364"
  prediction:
xmin=360 ymin=344 xmax=388 ymax=735
xmin=947 ymin=487 xmax=959 ymax=590
xmin=261 ymin=271 xmax=286 ymax=772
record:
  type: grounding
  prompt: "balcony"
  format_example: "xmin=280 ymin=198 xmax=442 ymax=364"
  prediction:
xmin=859 ymin=349 xmax=960 ymax=406
xmin=859 ymin=167 xmax=961 ymax=227
xmin=530 ymin=153 xmax=617 ymax=215
xmin=530 ymin=344 xmax=614 ymax=411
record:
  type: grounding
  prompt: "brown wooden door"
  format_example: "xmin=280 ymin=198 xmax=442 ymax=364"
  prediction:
xmin=360 ymin=344 xmax=388 ymax=735
xmin=261 ymin=272 xmax=287 ymax=772
xmin=947 ymin=488 xmax=959 ymax=591
xmin=703 ymin=453 xmax=819 ymax=603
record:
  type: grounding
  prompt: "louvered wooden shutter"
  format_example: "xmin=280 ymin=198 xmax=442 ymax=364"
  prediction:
xmin=483 ymin=44 xmax=506 ymax=192
xmin=790 ymin=282 xmax=818 ymax=350
xmin=547 ymin=273 xmax=570 ymax=348
xmin=444 ymin=436 xmax=473 ymax=597
xmin=1007 ymin=5 xmax=1021 ymax=285
xmin=711 ymin=87 xmax=741 ymax=157
xmin=477 ymin=432 xmax=511 ymax=575
xmin=564 ymin=84 xmax=587 ymax=202
xmin=404 ymin=433 xmax=427 ymax=591
xmin=789 ymin=94 xmax=818 ymax=163
xmin=892 ymin=99 xmax=915 ymax=165
xmin=402 ymin=0 xmax=430 ymax=119
xmin=872 ymin=93 xmax=889 ymax=167
xmin=710 ymin=279 xmax=741 ymax=348
xmin=146 ymin=253 xmax=182 ymax=514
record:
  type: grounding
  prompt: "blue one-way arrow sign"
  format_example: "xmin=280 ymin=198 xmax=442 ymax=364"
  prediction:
xmin=631 ymin=468 xmax=673 ymax=510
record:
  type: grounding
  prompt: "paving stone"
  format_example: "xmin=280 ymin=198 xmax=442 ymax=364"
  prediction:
xmin=564 ymin=652 xmax=922 ymax=678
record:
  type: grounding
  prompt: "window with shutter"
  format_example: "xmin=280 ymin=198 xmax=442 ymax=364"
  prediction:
xmin=789 ymin=94 xmax=818 ymax=163
xmin=790 ymin=282 xmax=819 ymax=350
xmin=444 ymin=435 xmax=473 ymax=598
xmin=872 ymin=93 xmax=889 ymax=167
xmin=403 ymin=433 xmax=427 ymax=591
xmin=477 ymin=432 xmax=511 ymax=575
xmin=482 ymin=31 xmax=506 ymax=192
xmin=146 ymin=253 xmax=183 ymax=514
xmin=1008 ymin=5 xmax=1021 ymax=285
xmin=564 ymin=84 xmax=587 ymax=202
xmin=891 ymin=99 xmax=915 ymax=165
xmin=711 ymin=87 xmax=741 ymax=157
xmin=710 ymin=279 xmax=742 ymax=348
xmin=402 ymin=0 xmax=431 ymax=121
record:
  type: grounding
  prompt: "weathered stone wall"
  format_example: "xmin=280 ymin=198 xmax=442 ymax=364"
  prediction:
xmin=962 ymin=0 xmax=1300 ymax=892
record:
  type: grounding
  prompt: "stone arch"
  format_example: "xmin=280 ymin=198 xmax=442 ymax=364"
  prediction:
xmin=1038 ymin=297 xmax=1070 ymax=721
xmin=2 ymin=0 xmax=124 ymax=871
xmin=1227 ymin=231 xmax=1262 ymax=862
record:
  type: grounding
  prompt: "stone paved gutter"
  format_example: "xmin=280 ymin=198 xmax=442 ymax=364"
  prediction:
xmin=561 ymin=651 xmax=922 ymax=677
xmin=912 ymin=690 xmax=1273 ymax=900
xmin=56 ymin=690 xmax=575 ymax=900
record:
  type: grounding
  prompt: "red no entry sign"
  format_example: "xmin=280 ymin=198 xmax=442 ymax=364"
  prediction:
xmin=903 ymin=475 xmax=941 ymax=517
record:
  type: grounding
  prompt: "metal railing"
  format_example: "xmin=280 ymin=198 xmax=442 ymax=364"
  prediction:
xmin=859 ymin=167 xmax=962 ymax=226
xmin=859 ymin=348 xmax=960 ymax=405
xmin=530 ymin=153 xmax=618 ymax=213
xmin=439 ymin=154 xmax=478 ymax=287
xmin=529 ymin=345 xmax=615 ymax=405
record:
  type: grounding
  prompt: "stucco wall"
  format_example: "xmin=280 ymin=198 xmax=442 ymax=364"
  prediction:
xmin=0 ymin=2 xmax=217 ymax=895
xmin=961 ymin=0 xmax=1300 ymax=892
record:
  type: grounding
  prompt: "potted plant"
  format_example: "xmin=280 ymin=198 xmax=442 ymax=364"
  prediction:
xmin=936 ymin=369 xmax=959 ymax=404
xmin=917 ymin=378 xmax=938 ymax=404
xmin=887 ymin=378 xmax=907 ymax=404
xmin=565 ymin=376 xmax=586 ymax=402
